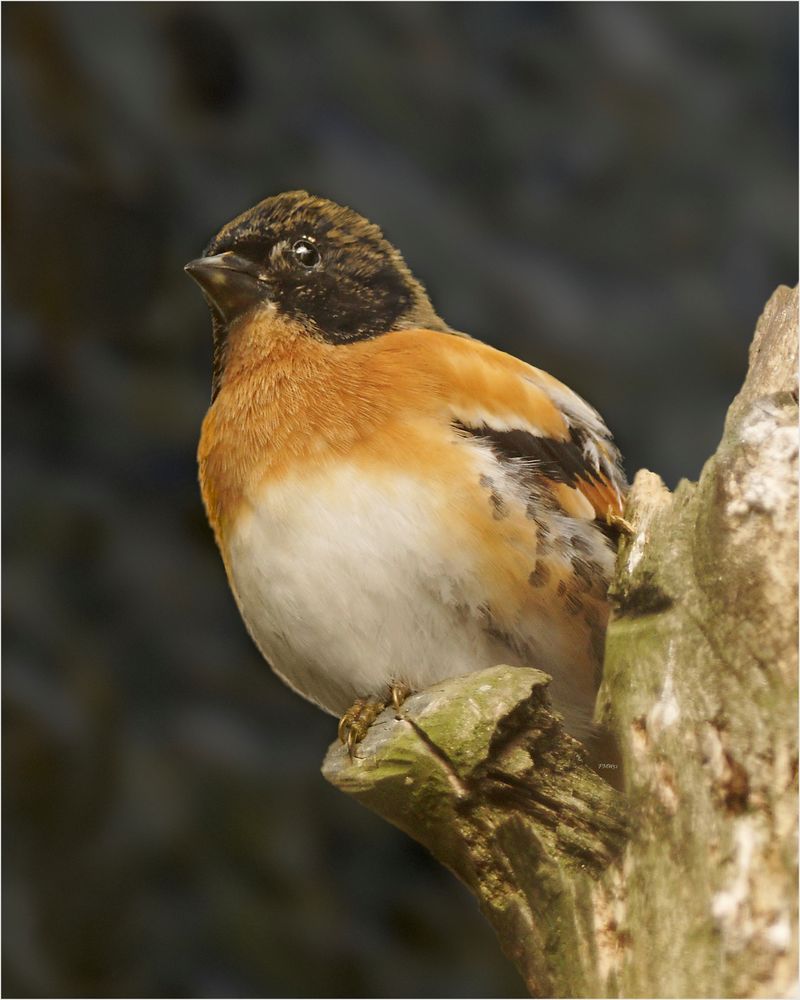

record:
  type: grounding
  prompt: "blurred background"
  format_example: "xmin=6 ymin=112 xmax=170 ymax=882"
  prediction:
xmin=3 ymin=3 xmax=797 ymax=997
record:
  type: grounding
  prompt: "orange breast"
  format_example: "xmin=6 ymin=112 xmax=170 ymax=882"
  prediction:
xmin=198 ymin=313 xmax=439 ymax=546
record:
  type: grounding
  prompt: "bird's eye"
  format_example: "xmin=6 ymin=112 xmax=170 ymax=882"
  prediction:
xmin=291 ymin=239 xmax=320 ymax=268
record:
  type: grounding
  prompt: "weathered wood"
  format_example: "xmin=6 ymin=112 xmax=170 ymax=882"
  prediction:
xmin=323 ymin=286 xmax=798 ymax=998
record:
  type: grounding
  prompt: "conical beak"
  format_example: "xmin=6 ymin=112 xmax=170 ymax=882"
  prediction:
xmin=184 ymin=252 xmax=271 ymax=323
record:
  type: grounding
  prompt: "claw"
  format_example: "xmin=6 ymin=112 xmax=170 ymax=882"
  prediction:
xmin=337 ymin=708 xmax=353 ymax=744
xmin=606 ymin=505 xmax=634 ymax=536
xmin=390 ymin=682 xmax=411 ymax=712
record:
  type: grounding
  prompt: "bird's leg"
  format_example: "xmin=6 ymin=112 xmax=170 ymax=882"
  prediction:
xmin=338 ymin=697 xmax=387 ymax=756
xmin=389 ymin=681 xmax=411 ymax=712
xmin=605 ymin=505 xmax=634 ymax=536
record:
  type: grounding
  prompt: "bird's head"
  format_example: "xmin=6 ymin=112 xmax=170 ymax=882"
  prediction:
xmin=185 ymin=191 xmax=446 ymax=397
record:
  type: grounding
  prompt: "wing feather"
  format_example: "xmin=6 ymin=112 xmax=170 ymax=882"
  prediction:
xmin=419 ymin=330 xmax=627 ymax=520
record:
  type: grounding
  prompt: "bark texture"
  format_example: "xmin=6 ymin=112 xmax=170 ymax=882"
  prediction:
xmin=323 ymin=286 xmax=798 ymax=998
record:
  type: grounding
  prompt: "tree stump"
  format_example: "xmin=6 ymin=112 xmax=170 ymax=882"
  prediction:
xmin=323 ymin=286 xmax=798 ymax=998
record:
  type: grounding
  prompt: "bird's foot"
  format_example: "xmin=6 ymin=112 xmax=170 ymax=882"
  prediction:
xmin=338 ymin=697 xmax=387 ymax=757
xmin=606 ymin=505 xmax=634 ymax=536
xmin=337 ymin=683 xmax=413 ymax=756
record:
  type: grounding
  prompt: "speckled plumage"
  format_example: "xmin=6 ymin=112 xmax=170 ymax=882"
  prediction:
xmin=187 ymin=192 xmax=627 ymax=748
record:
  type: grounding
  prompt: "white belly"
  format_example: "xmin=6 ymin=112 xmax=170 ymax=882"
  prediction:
xmin=226 ymin=465 xmax=505 ymax=716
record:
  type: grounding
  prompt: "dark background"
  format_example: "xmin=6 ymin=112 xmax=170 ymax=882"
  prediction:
xmin=3 ymin=3 xmax=797 ymax=997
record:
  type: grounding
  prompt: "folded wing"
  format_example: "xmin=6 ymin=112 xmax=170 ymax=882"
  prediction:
xmin=424 ymin=331 xmax=627 ymax=525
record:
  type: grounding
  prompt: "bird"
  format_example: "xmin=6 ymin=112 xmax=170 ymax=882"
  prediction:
xmin=185 ymin=190 xmax=628 ymax=770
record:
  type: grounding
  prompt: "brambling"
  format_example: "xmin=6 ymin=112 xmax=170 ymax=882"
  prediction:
xmin=186 ymin=191 xmax=627 ymax=764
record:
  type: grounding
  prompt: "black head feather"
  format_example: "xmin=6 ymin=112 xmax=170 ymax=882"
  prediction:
xmin=206 ymin=190 xmax=446 ymax=341
xmin=188 ymin=191 xmax=449 ymax=398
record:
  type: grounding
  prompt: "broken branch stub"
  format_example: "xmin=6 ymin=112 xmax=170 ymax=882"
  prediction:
xmin=323 ymin=666 xmax=628 ymax=997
